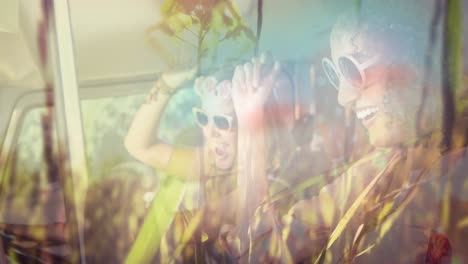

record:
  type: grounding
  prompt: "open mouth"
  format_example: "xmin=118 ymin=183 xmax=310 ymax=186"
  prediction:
xmin=214 ymin=145 xmax=228 ymax=160
xmin=356 ymin=106 xmax=379 ymax=127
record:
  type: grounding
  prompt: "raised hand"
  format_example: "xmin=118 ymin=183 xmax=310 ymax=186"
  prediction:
xmin=158 ymin=46 xmax=199 ymax=95
xmin=232 ymin=53 xmax=281 ymax=129
xmin=146 ymin=66 xmax=198 ymax=104
xmin=161 ymin=66 xmax=198 ymax=92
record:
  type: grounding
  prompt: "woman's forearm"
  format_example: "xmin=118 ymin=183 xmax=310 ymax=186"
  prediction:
xmin=125 ymin=68 xmax=197 ymax=169
xmin=237 ymin=126 xmax=269 ymax=219
xmin=124 ymin=91 xmax=171 ymax=167
xmin=236 ymin=116 xmax=270 ymax=252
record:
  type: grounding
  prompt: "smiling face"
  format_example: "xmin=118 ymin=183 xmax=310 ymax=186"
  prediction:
xmin=195 ymin=77 xmax=237 ymax=170
xmin=346 ymin=68 xmax=420 ymax=148
xmin=328 ymin=14 xmax=433 ymax=148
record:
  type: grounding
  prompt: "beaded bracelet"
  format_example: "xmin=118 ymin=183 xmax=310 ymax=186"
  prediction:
xmin=145 ymin=77 xmax=176 ymax=104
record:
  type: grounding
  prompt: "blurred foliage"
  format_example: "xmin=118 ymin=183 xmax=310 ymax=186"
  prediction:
xmin=441 ymin=0 xmax=462 ymax=150
xmin=125 ymin=176 xmax=187 ymax=263
xmin=82 ymin=166 xmax=158 ymax=263
xmin=2 ymin=0 xmax=467 ymax=263
xmin=0 ymin=89 xmax=200 ymax=262
xmin=80 ymin=90 xmax=202 ymax=263
xmin=147 ymin=0 xmax=256 ymax=71
xmin=445 ymin=0 xmax=463 ymax=95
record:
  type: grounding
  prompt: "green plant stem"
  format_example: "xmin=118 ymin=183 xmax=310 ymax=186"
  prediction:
xmin=442 ymin=0 xmax=462 ymax=151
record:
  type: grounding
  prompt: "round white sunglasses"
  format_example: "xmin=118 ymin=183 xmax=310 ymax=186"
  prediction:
xmin=192 ymin=107 xmax=236 ymax=131
xmin=322 ymin=54 xmax=380 ymax=90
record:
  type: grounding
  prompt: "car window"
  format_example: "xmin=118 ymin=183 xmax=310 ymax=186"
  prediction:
xmin=0 ymin=107 xmax=66 ymax=225
xmin=78 ymin=88 xmax=203 ymax=262
xmin=0 ymin=105 xmax=73 ymax=263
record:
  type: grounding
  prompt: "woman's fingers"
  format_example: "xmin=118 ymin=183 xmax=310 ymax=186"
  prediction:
xmin=232 ymin=55 xmax=280 ymax=106
xmin=260 ymin=51 xmax=273 ymax=65
xmin=233 ymin=65 xmax=246 ymax=95
xmin=243 ymin=62 xmax=253 ymax=93
xmin=252 ymin=57 xmax=261 ymax=88
xmin=259 ymin=61 xmax=281 ymax=101
xmin=162 ymin=66 xmax=198 ymax=89
xmin=270 ymin=61 xmax=281 ymax=83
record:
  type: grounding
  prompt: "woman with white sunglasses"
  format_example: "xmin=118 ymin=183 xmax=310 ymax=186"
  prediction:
xmin=125 ymin=57 xmax=306 ymax=261
xmin=124 ymin=66 xmax=241 ymax=262
xmin=229 ymin=7 xmax=468 ymax=263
